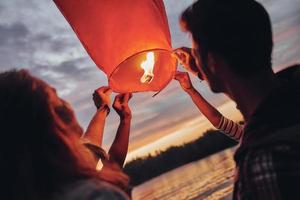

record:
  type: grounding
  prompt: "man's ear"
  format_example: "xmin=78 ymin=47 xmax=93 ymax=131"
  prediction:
xmin=207 ymin=52 xmax=226 ymax=74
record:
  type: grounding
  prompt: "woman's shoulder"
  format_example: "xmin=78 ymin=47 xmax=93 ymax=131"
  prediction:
xmin=52 ymin=178 xmax=130 ymax=200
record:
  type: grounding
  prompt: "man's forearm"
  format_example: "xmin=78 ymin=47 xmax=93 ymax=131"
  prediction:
xmin=186 ymin=87 xmax=222 ymax=127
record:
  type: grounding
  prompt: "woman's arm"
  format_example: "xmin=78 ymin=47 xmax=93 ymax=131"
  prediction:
xmin=84 ymin=86 xmax=112 ymax=146
xmin=107 ymin=93 xmax=132 ymax=168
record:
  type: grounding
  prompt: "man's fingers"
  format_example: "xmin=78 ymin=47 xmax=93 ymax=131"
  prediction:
xmin=176 ymin=71 xmax=186 ymax=75
xmin=175 ymin=71 xmax=187 ymax=79
xmin=181 ymin=47 xmax=192 ymax=53
xmin=174 ymin=49 xmax=188 ymax=58
xmin=174 ymin=72 xmax=182 ymax=81
xmin=174 ymin=47 xmax=191 ymax=54
xmin=174 ymin=51 xmax=188 ymax=61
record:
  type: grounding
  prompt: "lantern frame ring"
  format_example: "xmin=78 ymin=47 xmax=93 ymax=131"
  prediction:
xmin=108 ymin=48 xmax=174 ymax=78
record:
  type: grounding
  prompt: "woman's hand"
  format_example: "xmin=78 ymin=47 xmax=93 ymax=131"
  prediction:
xmin=174 ymin=71 xmax=195 ymax=92
xmin=174 ymin=47 xmax=199 ymax=76
xmin=93 ymin=86 xmax=112 ymax=109
xmin=113 ymin=93 xmax=133 ymax=119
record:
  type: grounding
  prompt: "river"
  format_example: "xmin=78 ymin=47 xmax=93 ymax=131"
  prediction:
xmin=132 ymin=148 xmax=236 ymax=200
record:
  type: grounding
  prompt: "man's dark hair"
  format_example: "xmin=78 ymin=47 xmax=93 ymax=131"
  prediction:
xmin=181 ymin=0 xmax=273 ymax=77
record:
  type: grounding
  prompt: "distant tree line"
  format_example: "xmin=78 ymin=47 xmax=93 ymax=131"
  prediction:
xmin=124 ymin=129 xmax=238 ymax=186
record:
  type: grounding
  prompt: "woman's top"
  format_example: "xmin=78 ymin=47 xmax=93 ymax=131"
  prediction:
xmin=51 ymin=178 xmax=129 ymax=200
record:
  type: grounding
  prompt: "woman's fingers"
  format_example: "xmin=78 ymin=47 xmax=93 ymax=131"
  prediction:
xmin=124 ymin=93 xmax=133 ymax=102
xmin=95 ymin=86 xmax=110 ymax=93
xmin=93 ymin=86 xmax=112 ymax=108
xmin=113 ymin=94 xmax=122 ymax=105
xmin=103 ymin=87 xmax=112 ymax=95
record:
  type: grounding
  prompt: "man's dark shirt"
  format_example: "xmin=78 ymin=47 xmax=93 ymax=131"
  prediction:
xmin=233 ymin=79 xmax=300 ymax=200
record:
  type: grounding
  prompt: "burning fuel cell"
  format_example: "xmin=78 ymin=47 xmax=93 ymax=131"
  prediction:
xmin=140 ymin=52 xmax=155 ymax=84
xmin=108 ymin=49 xmax=176 ymax=93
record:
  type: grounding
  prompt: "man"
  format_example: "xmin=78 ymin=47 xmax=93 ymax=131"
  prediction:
xmin=177 ymin=0 xmax=300 ymax=199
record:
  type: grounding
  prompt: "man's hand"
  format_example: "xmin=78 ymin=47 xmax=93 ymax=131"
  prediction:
xmin=93 ymin=86 xmax=112 ymax=109
xmin=174 ymin=47 xmax=199 ymax=76
xmin=113 ymin=93 xmax=133 ymax=119
xmin=174 ymin=71 xmax=195 ymax=92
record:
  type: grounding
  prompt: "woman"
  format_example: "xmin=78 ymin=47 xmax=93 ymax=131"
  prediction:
xmin=83 ymin=86 xmax=133 ymax=194
xmin=0 ymin=70 xmax=129 ymax=200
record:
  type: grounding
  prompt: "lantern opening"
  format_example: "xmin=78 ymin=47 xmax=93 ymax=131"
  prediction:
xmin=140 ymin=52 xmax=155 ymax=84
xmin=109 ymin=49 xmax=177 ymax=93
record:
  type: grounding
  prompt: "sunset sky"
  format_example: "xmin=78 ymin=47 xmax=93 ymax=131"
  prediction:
xmin=1 ymin=0 xmax=299 ymax=161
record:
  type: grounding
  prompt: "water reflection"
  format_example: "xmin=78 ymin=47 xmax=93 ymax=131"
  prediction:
xmin=132 ymin=148 xmax=236 ymax=200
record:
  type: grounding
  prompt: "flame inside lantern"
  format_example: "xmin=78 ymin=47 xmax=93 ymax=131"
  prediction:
xmin=140 ymin=52 xmax=155 ymax=83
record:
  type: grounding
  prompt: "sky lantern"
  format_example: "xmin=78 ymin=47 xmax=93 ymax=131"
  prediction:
xmin=54 ymin=0 xmax=177 ymax=93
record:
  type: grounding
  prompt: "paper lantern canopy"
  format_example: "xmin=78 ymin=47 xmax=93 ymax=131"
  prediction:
xmin=54 ymin=0 xmax=177 ymax=93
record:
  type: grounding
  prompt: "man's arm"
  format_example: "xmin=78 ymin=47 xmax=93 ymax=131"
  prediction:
xmin=174 ymin=71 xmax=243 ymax=141
xmin=174 ymin=47 xmax=223 ymax=127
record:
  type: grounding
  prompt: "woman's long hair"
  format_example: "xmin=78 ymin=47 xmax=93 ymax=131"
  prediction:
xmin=0 ymin=70 xmax=102 ymax=199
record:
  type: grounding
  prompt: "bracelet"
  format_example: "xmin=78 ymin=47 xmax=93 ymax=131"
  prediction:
xmin=97 ymin=104 xmax=110 ymax=116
